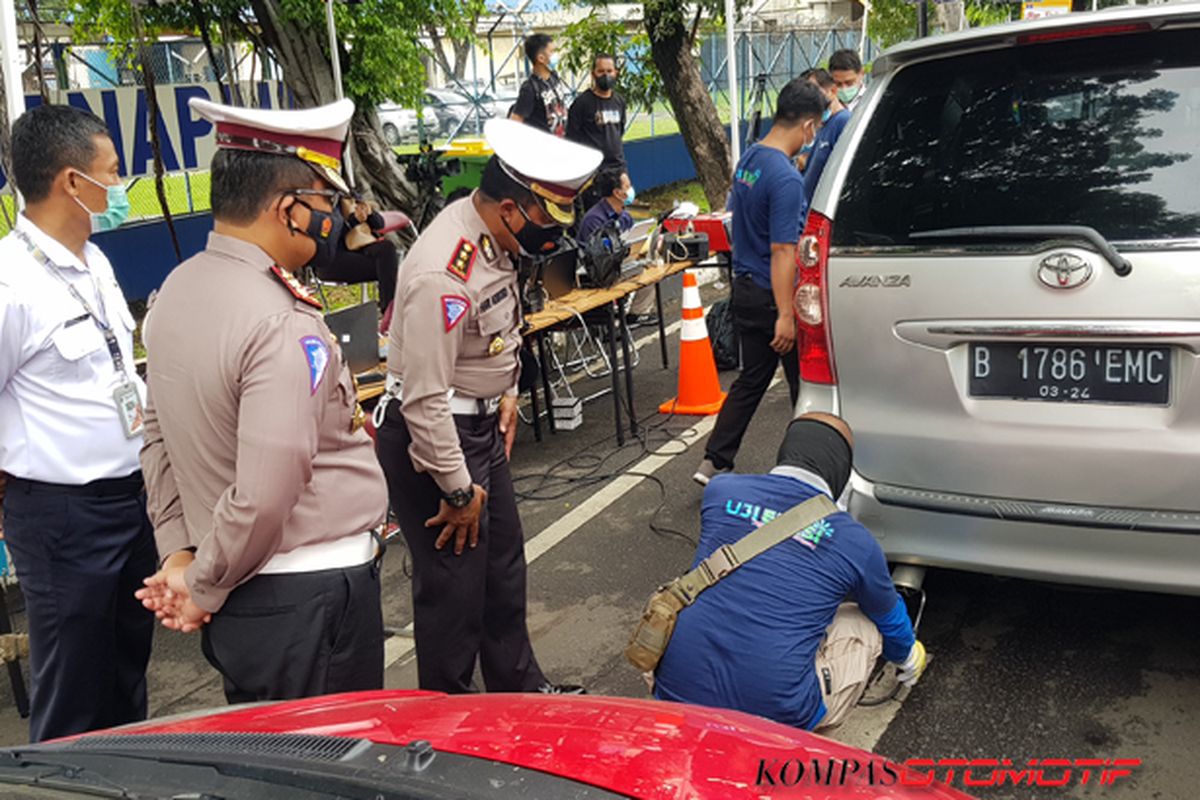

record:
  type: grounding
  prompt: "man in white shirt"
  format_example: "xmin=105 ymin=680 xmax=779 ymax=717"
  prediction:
xmin=0 ymin=104 xmax=155 ymax=742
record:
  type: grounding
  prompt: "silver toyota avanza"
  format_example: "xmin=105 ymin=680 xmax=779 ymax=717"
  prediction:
xmin=795 ymin=5 xmax=1200 ymax=594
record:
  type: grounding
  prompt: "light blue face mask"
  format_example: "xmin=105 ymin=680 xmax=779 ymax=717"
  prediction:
xmin=73 ymin=171 xmax=131 ymax=233
xmin=837 ymin=83 xmax=861 ymax=105
xmin=623 ymin=185 xmax=636 ymax=206
xmin=548 ymin=52 xmax=561 ymax=70
xmin=800 ymin=141 xmax=815 ymax=156
xmin=822 ymin=107 xmax=833 ymax=123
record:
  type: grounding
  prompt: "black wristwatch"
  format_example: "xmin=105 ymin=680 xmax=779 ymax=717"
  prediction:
xmin=444 ymin=485 xmax=475 ymax=509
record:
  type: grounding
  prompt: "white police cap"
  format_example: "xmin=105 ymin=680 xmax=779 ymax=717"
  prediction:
xmin=484 ymin=118 xmax=603 ymax=226
xmin=189 ymin=97 xmax=355 ymax=193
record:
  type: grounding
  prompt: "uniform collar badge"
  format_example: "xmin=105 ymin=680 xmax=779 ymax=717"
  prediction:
xmin=270 ymin=265 xmax=323 ymax=309
xmin=478 ymin=233 xmax=497 ymax=263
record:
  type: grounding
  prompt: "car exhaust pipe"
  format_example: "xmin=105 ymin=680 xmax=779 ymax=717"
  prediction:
xmin=891 ymin=564 xmax=926 ymax=592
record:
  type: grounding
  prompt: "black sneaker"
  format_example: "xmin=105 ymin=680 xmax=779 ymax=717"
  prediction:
xmin=537 ymin=682 xmax=586 ymax=695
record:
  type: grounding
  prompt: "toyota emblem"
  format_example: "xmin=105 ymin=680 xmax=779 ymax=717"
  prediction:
xmin=1037 ymin=252 xmax=1093 ymax=289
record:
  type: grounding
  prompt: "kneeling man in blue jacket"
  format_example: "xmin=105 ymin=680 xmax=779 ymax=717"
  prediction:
xmin=655 ymin=413 xmax=927 ymax=731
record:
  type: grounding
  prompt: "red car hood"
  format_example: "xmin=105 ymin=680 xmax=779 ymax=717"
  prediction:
xmin=109 ymin=690 xmax=972 ymax=800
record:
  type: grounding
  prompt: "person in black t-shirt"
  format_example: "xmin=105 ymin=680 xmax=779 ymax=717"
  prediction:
xmin=510 ymin=33 xmax=568 ymax=137
xmin=567 ymin=53 xmax=627 ymax=174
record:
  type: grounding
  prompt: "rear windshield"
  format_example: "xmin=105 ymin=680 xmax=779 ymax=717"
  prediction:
xmin=833 ymin=28 xmax=1200 ymax=246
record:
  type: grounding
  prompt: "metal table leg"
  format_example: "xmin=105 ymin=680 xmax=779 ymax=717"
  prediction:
xmin=536 ymin=331 xmax=556 ymax=435
xmin=605 ymin=303 xmax=624 ymax=446
xmin=527 ymin=343 xmax=542 ymax=442
xmin=617 ymin=299 xmax=638 ymax=437
xmin=0 ymin=584 xmax=30 ymax=718
xmin=655 ymin=282 xmax=668 ymax=369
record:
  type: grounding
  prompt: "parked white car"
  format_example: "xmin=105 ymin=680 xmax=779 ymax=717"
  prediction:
xmin=377 ymin=102 xmax=439 ymax=144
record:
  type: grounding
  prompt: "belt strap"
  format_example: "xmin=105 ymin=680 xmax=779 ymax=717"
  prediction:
xmin=669 ymin=494 xmax=838 ymax=606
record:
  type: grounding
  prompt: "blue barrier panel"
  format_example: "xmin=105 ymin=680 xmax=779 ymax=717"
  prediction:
xmin=98 ymin=126 xmax=760 ymax=300
xmin=95 ymin=213 xmax=212 ymax=301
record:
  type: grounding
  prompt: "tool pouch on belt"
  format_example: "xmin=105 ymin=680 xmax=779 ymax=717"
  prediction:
xmin=624 ymin=493 xmax=837 ymax=673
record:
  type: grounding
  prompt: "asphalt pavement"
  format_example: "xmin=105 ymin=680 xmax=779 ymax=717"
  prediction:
xmin=0 ymin=274 xmax=1196 ymax=800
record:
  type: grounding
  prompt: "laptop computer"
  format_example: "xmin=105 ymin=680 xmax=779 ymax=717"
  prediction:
xmin=324 ymin=302 xmax=381 ymax=375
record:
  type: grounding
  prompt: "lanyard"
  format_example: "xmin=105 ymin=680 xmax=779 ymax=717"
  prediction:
xmin=14 ymin=228 xmax=130 ymax=382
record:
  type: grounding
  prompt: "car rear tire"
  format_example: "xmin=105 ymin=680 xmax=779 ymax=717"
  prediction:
xmin=382 ymin=123 xmax=400 ymax=146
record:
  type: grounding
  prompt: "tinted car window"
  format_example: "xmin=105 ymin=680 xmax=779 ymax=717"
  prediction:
xmin=834 ymin=29 xmax=1200 ymax=246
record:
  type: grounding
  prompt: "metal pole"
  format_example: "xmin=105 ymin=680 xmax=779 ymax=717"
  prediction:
xmin=1 ymin=0 xmax=25 ymax=211
xmin=324 ymin=0 xmax=356 ymax=186
xmin=725 ymin=0 xmax=740 ymax=164
xmin=859 ymin=0 xmax=871 ymax=59
xmin=326 ymin=0 xmax=344 ymax=99
xmin=917 ymin=0 xmax=929 ymax=38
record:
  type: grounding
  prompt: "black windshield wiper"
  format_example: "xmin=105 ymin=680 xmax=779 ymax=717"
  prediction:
xmin=910 ymin=225 xmax=1133 ymax=277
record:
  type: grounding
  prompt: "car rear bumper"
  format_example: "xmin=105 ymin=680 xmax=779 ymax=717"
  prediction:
xmin=850 ymin=476 xmax=1200 ymax=595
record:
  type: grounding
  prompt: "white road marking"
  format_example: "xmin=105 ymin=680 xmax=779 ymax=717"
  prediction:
xmin=383 ymin=409 xmax=718 ymax=669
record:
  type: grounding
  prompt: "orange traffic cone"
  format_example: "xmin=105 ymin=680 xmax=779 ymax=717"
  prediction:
xmin=659 ymin=271 xmax=727 ymax=415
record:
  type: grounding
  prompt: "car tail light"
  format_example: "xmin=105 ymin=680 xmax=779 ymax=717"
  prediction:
xmin=1016 ymin=21 xmax=1152 ymax=45
xmin=794 ymin=211 xmax=836 ymax=385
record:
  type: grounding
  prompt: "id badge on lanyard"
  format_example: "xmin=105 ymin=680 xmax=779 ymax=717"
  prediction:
xmin=16 ymin=230 xmax=145 ymax=439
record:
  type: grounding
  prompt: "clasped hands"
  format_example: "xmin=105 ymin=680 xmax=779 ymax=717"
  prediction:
xmin=134 ymin=550 xmax=212 ymax=633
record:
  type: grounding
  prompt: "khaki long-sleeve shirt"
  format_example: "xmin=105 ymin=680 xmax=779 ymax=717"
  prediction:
xmin=387 ymin=195 xmax=521 ymax=493
xmin=141 ymin=233 xmax=387 ymax=614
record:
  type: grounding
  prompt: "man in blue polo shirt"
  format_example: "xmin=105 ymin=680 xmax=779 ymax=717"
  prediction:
xmin=657 ymin=414 xmax=927 ymax=731
xmin=577 ymin=169 xmax=633 ymax=242
xmin=695 ymin=78 xmax=826 ymax=485
xmin=801 ymin=68 xmax=853 ymax=206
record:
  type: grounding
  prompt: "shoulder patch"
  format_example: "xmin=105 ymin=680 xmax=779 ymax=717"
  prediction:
xmin=271 ymin=265 xmax=323 ymax=309
xmin=299 ymin=335 xmax=330 ymax=395
xmin=478 ymin=233 xmax=497 ymax=263
xmin=446 ymin=238 xmax=477 ymax=282
xmin=442 ymin=295 xmax=470 ymax=332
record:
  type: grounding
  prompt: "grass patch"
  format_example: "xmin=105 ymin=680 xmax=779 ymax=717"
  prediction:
xmin=638 ymin=179 xmax=711 ymax=215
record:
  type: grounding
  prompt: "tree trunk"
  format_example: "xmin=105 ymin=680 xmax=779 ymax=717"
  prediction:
xmin=426 ymin=20 xmax=474 ymax=84
xmin=248 ymin=0 xmax=418 ymax=215
xmin=644 ymin=1 xmax=732 ymax=209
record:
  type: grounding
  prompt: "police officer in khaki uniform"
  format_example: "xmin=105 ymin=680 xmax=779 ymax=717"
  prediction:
xmin=136 ymin=97 xmax=389 ymax=702
xmin=375 ymin=119 xmax=601 ymax=693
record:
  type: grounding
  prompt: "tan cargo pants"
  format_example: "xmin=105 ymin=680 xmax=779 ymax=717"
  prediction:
xmin=812 ymin=602 xmax=883 ymax=732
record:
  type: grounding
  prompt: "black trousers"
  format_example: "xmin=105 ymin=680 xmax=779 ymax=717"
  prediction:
xmin=704 ymin=274 xmax=801 ymax=470
xmin=200 ymin=560 xmax=384 ymax=704
xmin=375 ymin=403 xmax=546 ymax=693
xmin=314 ymin=239 xmax=399 ymax=311
xmin=2 ymin=472 xmax=156 ymax=742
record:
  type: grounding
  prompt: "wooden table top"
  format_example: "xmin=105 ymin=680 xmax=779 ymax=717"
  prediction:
xmin=357 ymin=259 xmax=695 ymax=403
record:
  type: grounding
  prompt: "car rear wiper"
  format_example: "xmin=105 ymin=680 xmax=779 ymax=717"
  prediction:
xmin=910 ymin=225 xmax=1133 ymax=277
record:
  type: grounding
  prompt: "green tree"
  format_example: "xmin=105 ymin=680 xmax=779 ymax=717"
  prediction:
xmin=72 ymin=0 xmax=478 ymax=212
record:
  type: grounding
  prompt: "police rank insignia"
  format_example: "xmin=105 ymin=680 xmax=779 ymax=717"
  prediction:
xmin=442 ymin=295 xmax=470 ymax=332
xmin=446 ymin=238 xmax=477 ymax=282
xmin=271 ymin=265 xmax=323 ymax=309
xmin=488 ymin=335 xmax=505 ymax=356
xmin=478 ymin=233 xmax=497 ymax=262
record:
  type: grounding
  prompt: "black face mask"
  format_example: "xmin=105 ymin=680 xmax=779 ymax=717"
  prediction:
xmin=291 ymin=198 xmax=345 ymax=270
xmin=503 ymin=203 xmax=564 ymax=257
xmin=595 ymin=74 xmax=615 ymax=91
xmin=776 ymin=418 xmax=853 ymax=498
